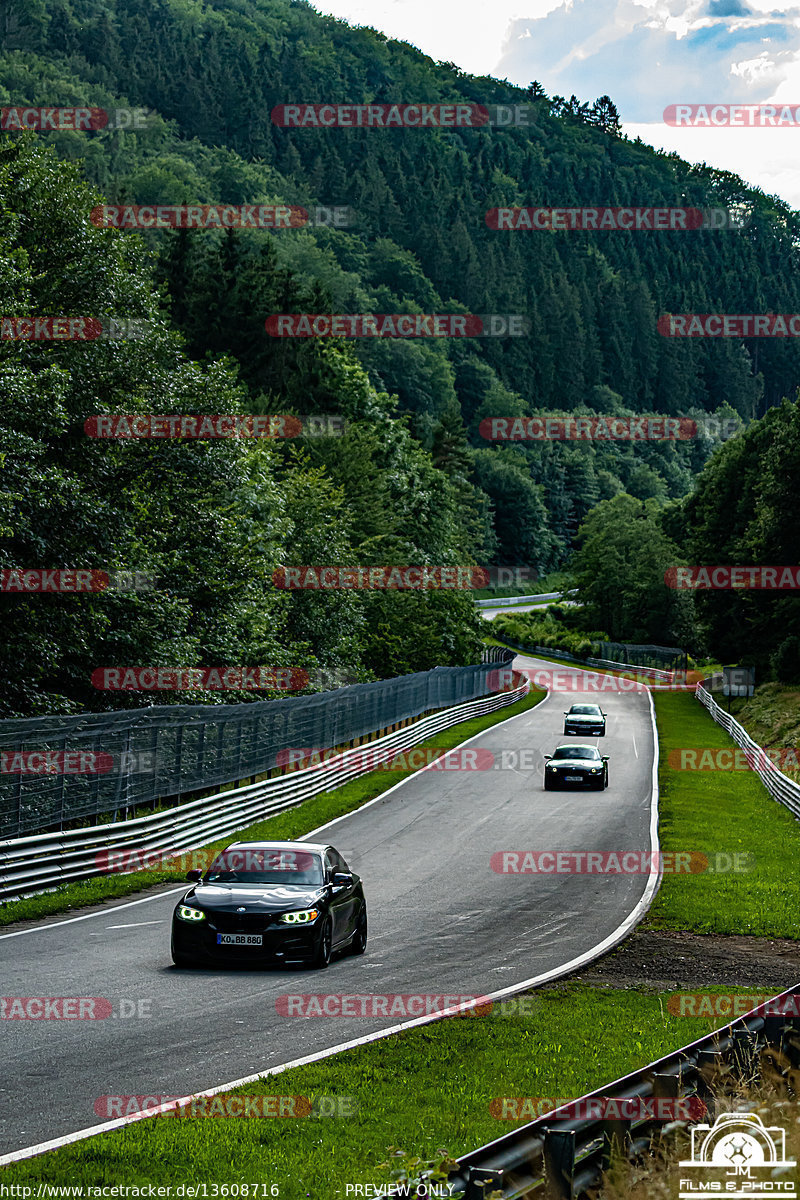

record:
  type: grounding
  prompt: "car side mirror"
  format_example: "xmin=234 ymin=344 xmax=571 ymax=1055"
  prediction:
xmin=186 ymin=869 xmax=203 ymax=882
xmin=601 ymin=756 xmax=609 ymax=762
xmin=602 ymin=712 xmax=607 ymax=717
xmin=543 ymin=754 xmax=552 ymax=761
xmin=331 ymin=871 xmax=354 ymax=887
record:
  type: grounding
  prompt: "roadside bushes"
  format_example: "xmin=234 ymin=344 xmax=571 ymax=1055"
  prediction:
xmin=772 ymin=635 xmax=800 ymax=684
xmin=492 ymin=611 xmax=610 ymax=660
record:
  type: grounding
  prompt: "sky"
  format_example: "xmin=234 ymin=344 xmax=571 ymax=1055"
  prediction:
xmin=310 ymin=0 xmax=800 ymax=209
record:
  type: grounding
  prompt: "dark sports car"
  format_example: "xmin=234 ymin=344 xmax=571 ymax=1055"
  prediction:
xmin=563 ymin=703 xmax=607 ymax=736
xmin=544 ymin=745 xmax=609 ymax=790
xmin=171 ymin=840 xmax=367 ymax=968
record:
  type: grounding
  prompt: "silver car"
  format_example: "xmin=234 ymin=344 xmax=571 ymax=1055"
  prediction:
xmin=563 ymin=703 xmax=606 ymax=736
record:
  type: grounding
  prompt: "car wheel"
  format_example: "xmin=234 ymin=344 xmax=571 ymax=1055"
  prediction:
xmin=350 ymin=906 xmax=368 ymax=956
xmin=604 ymin=770 xmax=609 ymax=788
xmin=599 ymin=729 xmax=605 ymax=736
xmin=313 ymin=917 xmax=333 ymax=969
xmin=544 ymin=776 xmax=553 ymax=790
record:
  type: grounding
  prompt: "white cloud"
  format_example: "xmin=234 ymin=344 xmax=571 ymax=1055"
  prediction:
xmin=626 ymin=120 xmax=800 ymax=205
xmin=308 ymin=0 xmax=800 ymax=205
xmin=310 ymin=0 xmax=562 ymax=77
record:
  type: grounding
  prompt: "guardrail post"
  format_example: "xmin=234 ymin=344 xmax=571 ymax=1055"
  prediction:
xmin=464 ymin=1167 xmax=504 ymax=1198
xmin=759 ymin=1014 xmax=796 ymax=1089
xmin=730 ymin=1027 xmax=760 ymax=1086
xmin=13 ymin=771 xmax=22 ymax=838
xmin=600 ymin=1117 xmax=632 ymax=1172
xmin=695 ymin=1048 xmax=726 ymax=1107
xmin=652 ymin=1072 xmax=680 ymax=1101
xmin=111 ymin=728 xmax=132 ymax=822
xmin=651 ymin=1072 xmax=687 ymax=1156
xmin=542 ymin=1128 xmax=575 ymax=1198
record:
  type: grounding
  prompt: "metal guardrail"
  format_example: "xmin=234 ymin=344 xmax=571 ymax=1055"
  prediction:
xmin=1 ymin=656 xmax=510 ymax=839
xmin=0 ymin=673 xmax=528 ymax=902
xmin=696 ymin=679 xmax=800 ymax=821
xmin=475 ymin=592 xmax=577 ymax=609
xmin=491 ymin=637 xmax=674 ymax=680
xmin=480 ymin=646 xmax=515 ymax=663
xmin=395 ymin=986 xmax=800 ymax=1199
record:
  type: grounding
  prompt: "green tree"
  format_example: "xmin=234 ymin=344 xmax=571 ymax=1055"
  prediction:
xmin=571 ymin=494 xmax=697 ymax=647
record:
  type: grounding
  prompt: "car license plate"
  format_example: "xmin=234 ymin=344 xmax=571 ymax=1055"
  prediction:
xmin=565 ymin=774 xmax=582 ymax=782
xmin=217 ymin=933 xmax=262 ymax=946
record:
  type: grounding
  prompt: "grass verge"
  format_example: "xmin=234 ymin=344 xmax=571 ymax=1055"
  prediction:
xmin=0 ymin=688 xmax=544 ymax=928
xmin=4 ymin=674 xmax=796 ymax=1193
xmin=647 ymin=689 xmax=800 ymax=937
xmin=729 ymin=680 xmax=800 ymax=782
xmin=0 ymin=983 xmax=735 ymax=1194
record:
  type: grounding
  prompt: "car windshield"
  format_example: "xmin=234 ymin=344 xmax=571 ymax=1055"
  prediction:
xmin=206 ymin=848 xmax=324 ymax=885
xmin=552 ymin=746 xmax=599 ymax=760
xmin=569 ymin=705 xmax=600 ymax=715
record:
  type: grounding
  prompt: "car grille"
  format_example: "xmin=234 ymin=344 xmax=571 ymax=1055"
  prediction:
xmin=209 ymin=912 xmax=280 ymax=933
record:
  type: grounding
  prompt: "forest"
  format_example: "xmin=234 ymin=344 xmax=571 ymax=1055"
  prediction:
xmin=2 ymin=0 xmax=800 ymax=713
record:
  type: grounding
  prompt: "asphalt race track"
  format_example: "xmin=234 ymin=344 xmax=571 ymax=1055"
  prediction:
xmin=0 ymin=654 xmax=657 ymax=1157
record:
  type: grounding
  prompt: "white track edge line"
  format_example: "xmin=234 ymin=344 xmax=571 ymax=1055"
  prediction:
xmin=302 ymin=682 xmax=548 ymax=838
xmin=0 ymin=887 xmax=188 ymax=940
xmin=0 ymin=670 xmax=659 ymax=1168
xmin=0 ymin=684 xmax=534 ymax=939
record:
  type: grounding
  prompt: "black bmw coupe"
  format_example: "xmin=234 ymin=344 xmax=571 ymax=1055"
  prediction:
xmin=171 ymin=840 xmax=367 ymax=968
xmin=543 ymin=744 xmax=609 ymax=790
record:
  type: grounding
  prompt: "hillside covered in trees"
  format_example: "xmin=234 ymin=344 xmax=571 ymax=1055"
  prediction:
xmin=2 ymin=0 xmax=800 ymax=711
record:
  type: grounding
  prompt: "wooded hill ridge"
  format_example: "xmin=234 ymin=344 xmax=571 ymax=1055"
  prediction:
xmin=2 ymin=0 xmax=799 ymax=711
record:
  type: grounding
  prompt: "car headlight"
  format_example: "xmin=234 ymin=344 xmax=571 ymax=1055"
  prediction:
xmin=280 ymin=909 xmax=320 ymax=924
xmin=590 ymin=768 xmax=599 ymax=773
xmin=546 ymin=765 xmax=557 ymax=771
xmin=177 ymin=905 xmax=205 ymax=922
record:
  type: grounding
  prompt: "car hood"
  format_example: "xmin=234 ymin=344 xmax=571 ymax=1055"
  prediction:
xmin=179 ymin=884 xmax=326 ymax=912
xmin=549 ymin=758 xmax=602 ymax=769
